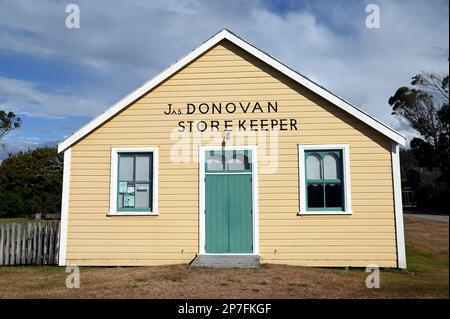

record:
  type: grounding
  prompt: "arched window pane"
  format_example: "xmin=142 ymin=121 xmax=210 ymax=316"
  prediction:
xmin=306 ymin=154 xmax=321 ymax=180
xmin=206 ymin=153 xmax=225 ymax=171
xmin=323 ymin=153 xmax=340 ymax=180
xmin=226 ymin=154 xmax=250 ymax=171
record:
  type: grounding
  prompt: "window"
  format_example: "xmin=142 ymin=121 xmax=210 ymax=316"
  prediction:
xmin=109 ymin=148 xmax=158 ymax=215
xmin=298 ymin=145 xmax=351 ymax=214
xmin=118 ymin=153 xmax=153 ymax=210
xmin=305 ymin=150 xmax=343 ymax=210
xmin=205 ymin=150 xmax=252 ymax=172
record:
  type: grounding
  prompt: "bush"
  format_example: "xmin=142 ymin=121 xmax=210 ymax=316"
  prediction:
xmin=416 ymin=181 xmax=449 ymax=213
xmin=0 ymin=190 xmax=25 ymax=217
xmin=0 ymin=147 xmax=63 ymax=217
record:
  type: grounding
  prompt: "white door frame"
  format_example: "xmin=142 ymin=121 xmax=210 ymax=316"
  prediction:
xmin=198 ymin=145 xmax=259 ymax=255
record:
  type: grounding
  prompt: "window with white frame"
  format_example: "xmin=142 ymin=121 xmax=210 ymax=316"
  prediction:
xmin=298 ymin=145 xmax=351 ymax=214
xmin=109 ymin=148 xmax=158 ymax=215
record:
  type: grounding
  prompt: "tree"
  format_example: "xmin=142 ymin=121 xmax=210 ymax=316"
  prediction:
xmin=0 ymin=147 xmax=63 ymax=217
xmin=389 ymin=70 xmax=449 ymax=213
xmin=0 ymin=110 xmax=21 ymax=140
xmin=389 ymin=72 xmax=449 ymax=181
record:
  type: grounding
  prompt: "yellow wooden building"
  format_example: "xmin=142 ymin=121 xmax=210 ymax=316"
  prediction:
xmin=57 ymin=29 xmax=407 ymax=268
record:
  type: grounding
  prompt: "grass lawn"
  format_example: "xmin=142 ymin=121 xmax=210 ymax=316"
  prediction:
xmin=0 ymin=217 xmax=448 ymax=299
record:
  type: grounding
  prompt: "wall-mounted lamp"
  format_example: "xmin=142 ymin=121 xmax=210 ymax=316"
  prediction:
xmin=222 ymin=130 xmax=232 ymax=147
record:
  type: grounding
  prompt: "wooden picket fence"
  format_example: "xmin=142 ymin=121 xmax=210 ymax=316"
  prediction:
xmin=0 ymin=221 xmax=60 ymax=266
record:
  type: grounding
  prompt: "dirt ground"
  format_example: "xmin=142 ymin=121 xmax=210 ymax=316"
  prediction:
xmin=0 ymin=217 xmax=448 ymax=299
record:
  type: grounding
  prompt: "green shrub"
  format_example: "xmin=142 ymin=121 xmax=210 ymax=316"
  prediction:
xmin=416 ymin=181 xmax=449 ymax=213
xmin=0 ymin=147 xmax=63 ymax=217
xmin=0 ymin=189 xmax=25 ymax=217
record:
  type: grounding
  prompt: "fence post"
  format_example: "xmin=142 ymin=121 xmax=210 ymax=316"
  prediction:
xmin=5 ymin=224 xmax=10 ymax=265
xmin=26 ymin=223 xmax=32 ymax=264
xmin=32 ymin=223 xmax=37 ymax=264
xmin=43 ymin=224 xmax=49 ymax=265
xmin=49 ymin=224 xmax=54 ymax=265
xmin=55 ymin=221 xmax=60 ymax=264
xmin=16 ymin=223 xmax=22 ymax=265
xmin=37 ymin=223 xmax=42 ymax=265
xmin=10 ymin=223 xmax=16 ymax=265
xmin=21 ymin=224 xmax=26 ymax=264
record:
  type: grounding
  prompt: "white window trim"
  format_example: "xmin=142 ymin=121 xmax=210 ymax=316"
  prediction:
xmin=109 ymin=147 xmax=159 ymax=216
xmin=298 ymin=144 xmax=352 ymax=215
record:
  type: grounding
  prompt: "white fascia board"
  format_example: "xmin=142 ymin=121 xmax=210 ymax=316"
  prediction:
xmin=57 ymin=29 xmax=406 ymax=153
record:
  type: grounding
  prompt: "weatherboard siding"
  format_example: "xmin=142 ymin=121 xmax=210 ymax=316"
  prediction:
xmin=65 ymin=40 xmax=397 ymax=267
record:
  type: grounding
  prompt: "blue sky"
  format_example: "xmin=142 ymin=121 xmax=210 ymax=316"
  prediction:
xmin=0 ymin=0 xmax=448 ymax=159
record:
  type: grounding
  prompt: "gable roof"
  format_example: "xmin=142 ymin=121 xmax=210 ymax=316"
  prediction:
xmin=58 ymin=29 xmax=406 ymax=152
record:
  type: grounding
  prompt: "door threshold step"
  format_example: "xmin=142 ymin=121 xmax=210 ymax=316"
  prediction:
xmin=190 ymin=254 xmax=261 ymax=268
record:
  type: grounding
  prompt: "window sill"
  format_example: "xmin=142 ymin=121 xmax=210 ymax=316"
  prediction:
xmin=298 ymin=211 xmax=352 ymax=216
xmin=107 ymin=212 xmax=159 ymax=217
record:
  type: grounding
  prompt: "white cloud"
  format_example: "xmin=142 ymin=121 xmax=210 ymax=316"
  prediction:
xmin=0 ymin=137 xmax=57 ymax=160
xmin=0 ymin=76 xmax=105 ymax=118
xmin=0 ymin=0 xmax=448 ymax=141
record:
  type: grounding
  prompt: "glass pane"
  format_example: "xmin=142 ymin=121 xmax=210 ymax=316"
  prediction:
xmin=122 ymin=193 xmax=135 ymax=208
xmin=118 ymin=194 xmax=124 ymax=208
xmin=136 ymin=153 xmax=151 ymax=181
xmin=135 ymin=183 xmax=150 ymax=208
xmin=119 ymin=155 xmax=134 ymax=181
xmin=306 ymin=153 xmax=321 ymax=180
xmin=325 ymin=184 xmax=342 ymax=208
xmin=206 ymin=151 xmax=225 ymax=171
xmin=307 ymin=184 xmax=324 ymax=208
xmin=125 ymin=182 xmax=135 ymax=194
xmin=323 ymin=153 xmax=340 ymax=180
xmin=226 ymin=150 xmax=251 ymax=171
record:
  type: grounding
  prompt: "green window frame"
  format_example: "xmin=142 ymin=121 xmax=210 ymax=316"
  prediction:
xmin=117 ymin=152 xmax=153 ymax=212
xmin=305 ymin=149 xmax=344 ymax=211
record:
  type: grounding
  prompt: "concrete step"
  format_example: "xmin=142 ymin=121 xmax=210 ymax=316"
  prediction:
xmin=190 ymin=254 xmax=261 ymax=268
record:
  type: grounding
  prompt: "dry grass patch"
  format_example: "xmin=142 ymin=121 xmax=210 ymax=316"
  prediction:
xmin=0 ymin=217 xmax=447 ymax=299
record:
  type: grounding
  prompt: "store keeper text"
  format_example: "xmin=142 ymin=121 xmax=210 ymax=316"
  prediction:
xmin=164 ymin=101 xmax=299 ymax=132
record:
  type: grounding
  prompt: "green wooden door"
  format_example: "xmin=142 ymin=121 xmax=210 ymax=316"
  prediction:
xmin=228 ymin=174 xmax=253 ymax=253
xmin=205 ymin=174 xmax=253 ymax=253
